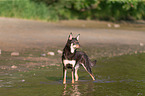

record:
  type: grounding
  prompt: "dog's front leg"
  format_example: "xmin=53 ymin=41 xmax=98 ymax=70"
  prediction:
xmin=72 ymin=67 xmax=75 ymax=83
xmin=63 ymin=66 xmax=67 ymax=84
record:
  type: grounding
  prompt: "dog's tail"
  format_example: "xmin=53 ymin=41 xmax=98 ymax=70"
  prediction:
xmin=83 ymin=54 xmax=97 ymax=72
xmin=90 ymin=60 xmax=97 ymax=67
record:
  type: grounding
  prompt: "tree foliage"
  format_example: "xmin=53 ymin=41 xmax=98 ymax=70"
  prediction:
xmin=33 ymin=0 xmax=145 ymax=21
xmin=0 ymin=0 xmax=145 ymax=21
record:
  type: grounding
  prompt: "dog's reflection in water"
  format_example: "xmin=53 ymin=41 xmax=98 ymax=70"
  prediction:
xmin=63 ymin=84 xmax=81 ymax=96
xmin=62 ymin=80 xmax=95 ymax=96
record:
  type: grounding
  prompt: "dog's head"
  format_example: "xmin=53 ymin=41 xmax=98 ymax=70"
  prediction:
xmin=67 ymin=33 xmax=80 ymax=53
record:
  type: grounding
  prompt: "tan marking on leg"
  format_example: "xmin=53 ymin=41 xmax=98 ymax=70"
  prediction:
xmin=72 ymin=70 xmax=74 ymax=83
xmin=75 ymin=69 xmax=79 ymax=81
xmin=81 ymin=63 xmax=95 ymax=80
xmin=63 ymin=70 xmax=67 ymax=84
xmin=75 ymin=65 xmax=79 ymax=81
xmin=90 ymin=74 xmax=95 ymax=80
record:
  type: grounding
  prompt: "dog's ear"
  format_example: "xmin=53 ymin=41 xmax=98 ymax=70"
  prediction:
xmin=76 ymin=34 xmax=80 ymax=41
xmin=68 ymin=33 xmax=73 ymax=40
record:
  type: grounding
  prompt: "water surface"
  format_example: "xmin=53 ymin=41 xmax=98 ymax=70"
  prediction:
xmin=0 ymin=53 xmax=145 ymax=96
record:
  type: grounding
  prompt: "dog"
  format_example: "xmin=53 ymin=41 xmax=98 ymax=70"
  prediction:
xmin=62 ymin=33 xmax=96 ymax=84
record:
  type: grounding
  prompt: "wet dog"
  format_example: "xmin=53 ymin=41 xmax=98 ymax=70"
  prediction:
xmin=62 ymin=33 xmax=96 ymax=84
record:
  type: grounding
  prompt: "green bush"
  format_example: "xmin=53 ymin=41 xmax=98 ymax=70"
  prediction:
xmin=0 ymin=0 xmax=50 ymax=21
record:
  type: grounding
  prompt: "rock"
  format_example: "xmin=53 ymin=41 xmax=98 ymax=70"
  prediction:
xmin=56 ymin=65 xmax=60 ymax=66
xmin=50 ymin=64 xmax=56 ymax=66
xmin=41 ymin=54 xmax=46 ymax=57
xmin=135 ymin=51 xmax=138 ymax=54
xmin=140 ymin=43 xmax=144 ymax=46
xmin=21 ymin=79 xmax=25 ymax=82
xmin=0 ymin=80 xmax=3 ymax=82
xmin=114 ymin=24 xmax=120 ymax=28
xmin=57 ymin=50 xmax=63 ymax=54
xmin=47 ymin=52 xmax=55 ymax=56
xmin=11 ymin=52 xmax=19 ymax=56
xmin=41 ymin=65 xmax=45 ymax=67
xmin=11 ymin=65 xmax=17 ymax=69
xmin=107 ymin=24 xmax=112 ymax=27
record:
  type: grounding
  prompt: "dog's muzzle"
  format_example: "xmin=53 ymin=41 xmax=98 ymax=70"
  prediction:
xmin=75 ymin=44 xmax=80 ymax=48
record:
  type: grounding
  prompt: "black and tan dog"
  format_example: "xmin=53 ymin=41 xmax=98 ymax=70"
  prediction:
xmin=62 ymin=33 xmax=96 ymax=84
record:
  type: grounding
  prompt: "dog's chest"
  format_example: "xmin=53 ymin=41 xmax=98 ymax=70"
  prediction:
xmin=63 ymin=60 xmax=76 ymax=67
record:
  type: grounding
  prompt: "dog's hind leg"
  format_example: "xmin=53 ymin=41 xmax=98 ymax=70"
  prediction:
xmin=81 ymin=63 xmax=95 ymax=80
xmin=75 ymin=64 xmax=79 ymax=81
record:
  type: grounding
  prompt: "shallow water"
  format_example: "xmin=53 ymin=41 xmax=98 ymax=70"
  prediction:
xmin=0 ymin=53 xmax=145 ymax=96
xmin=1 ymin=78 xmax=144 ymax=96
